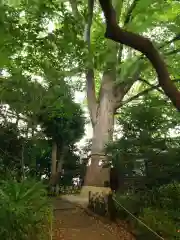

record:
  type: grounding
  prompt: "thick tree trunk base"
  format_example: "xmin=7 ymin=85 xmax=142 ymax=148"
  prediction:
xmin=49 ymin=172 xmax=61 ymax=186
xmin=80 ymin=185 xmax=111 ymax=199
xmin=83 ymin=154 xmax=110 ymax=186
xmin=81 ymin=186 xmax=112 ymax=218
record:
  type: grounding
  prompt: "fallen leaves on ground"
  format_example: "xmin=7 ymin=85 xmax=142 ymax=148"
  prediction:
xmin=52 ymin=200 xmax=136 ymax=240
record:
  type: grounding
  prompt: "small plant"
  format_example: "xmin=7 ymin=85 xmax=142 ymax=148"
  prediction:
xmin=115 ymin=192 xmax=142 ymax=218
xmin=0 ymin=178 xmax=53 ymax=240
xmin=137 ymin=208 xmax=178 ymax=240
xmin=114 ymin=182 xmax=180 ymax=239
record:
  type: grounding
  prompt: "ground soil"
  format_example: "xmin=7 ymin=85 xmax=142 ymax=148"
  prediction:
xmin=52 ymin=198 xmax=135 ymax=240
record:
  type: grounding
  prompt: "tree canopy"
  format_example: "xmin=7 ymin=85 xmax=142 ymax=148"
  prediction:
xmin=0 ymin=0 xmax=179 ymax=238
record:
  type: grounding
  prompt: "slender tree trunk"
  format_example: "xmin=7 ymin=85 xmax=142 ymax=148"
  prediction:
xmin=57 ymin=158 xmax=64 ymax=173
xmin=56 ymin=145 xmax=63 ymax=172
xmin=51 ymin=142 xmax=57 ymax=175
xmin=31 ymin=126 xmax=34 ymax=138
xmin=49 ymin=141 xmax=57 ymax=186
xmin=21 ymin=143 xmax=25 ymax=181
xmin=55 ymin=148 xmax=65 ymax=195
xmin=15 ymin=113 xmax=19 ymax=128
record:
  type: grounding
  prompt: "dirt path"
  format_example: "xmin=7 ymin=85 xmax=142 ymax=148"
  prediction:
xmin=52 ymin=198 xmax=135 ymax=240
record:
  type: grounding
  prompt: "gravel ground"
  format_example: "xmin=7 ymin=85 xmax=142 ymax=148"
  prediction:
xmin=52 ymin=197 xmax=135 ymax=240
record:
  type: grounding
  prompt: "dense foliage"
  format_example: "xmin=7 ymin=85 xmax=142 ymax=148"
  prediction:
xmin=0 ymin=0 xmax=179 ymax=239
xmin=0 ymin=179 xmax=53 ymax=240
xmin=106 ymin=93 xmax=180 ymax=239
xmin=0 ymin=2 xmax=86 ymax=238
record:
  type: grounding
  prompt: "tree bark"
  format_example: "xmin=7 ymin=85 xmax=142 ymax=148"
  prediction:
xmin=15 ymin=112 xmax=20 ymax=128
xmin=54 ymin=147 xmax=64 ymax=195
xmin=99 ymin=0 xmax=180 ymax=110
xmin=21 ymin=143 xmax=25 ymax=181
xmin=86 ymin=69 xmax=97 ymax=126
xmin=56 ymin=146 xmax=65 ymax=173
xmin=49 ymin=141 xmax=57 ymax=185
xmin=69 ymin=0 xmax=142 ymax=197
xmin=82 ymin=73 xmax=117 ymax=196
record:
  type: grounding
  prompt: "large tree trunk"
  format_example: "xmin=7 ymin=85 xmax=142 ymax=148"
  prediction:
xmin=56 ymin=146 xmax=65 ymax=177
xmin=81 ymin=74 xmax=116 ymax=197
xmin=57 ymin=158 xmax=63 ymax=173
xmin=76 ymin=0 xmax=139 ymax=198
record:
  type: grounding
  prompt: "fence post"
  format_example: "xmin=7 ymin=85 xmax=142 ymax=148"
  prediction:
xmin=107 ymin=192 xmax=117 ymax=221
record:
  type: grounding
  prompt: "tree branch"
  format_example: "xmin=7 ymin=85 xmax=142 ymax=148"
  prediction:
xmin=114 ymin=62 xmax=143 ymax=109
xmin=117 ymin=42 xmax=123 ymax=63
xmin=99 ymin=0 xmax=180 ymax=110
xmin=119 ymin=87 xmax=159 ymax=107
xmin=69 ymin=0 xmax=79 ymax=18
xmin=69 ymin=0 xmax=97 ymax=125
xmin=118 ymin=32 xmax=180 ymax=69
xmin=117 ymin=0 xmax=139 ymax=66
xmin=84 ymin=0 xmax=94 ymax=46
xmin=123 ymin=0 xmax=139 ymax=26
xmin=85 ymin=0 xmax=97 ymax=126
xmin=86 ymin=69 xmax=97 ymax=125
xmin=159 ymin=33 xmax=180 ymax=50
xmin=138 ymin=77 xmax=164 ymax=94
xmin=165 ymin=48 xmax=180 ymax=56
xmin=115 ymin=57 xmax=146 ymax=104
xmin=120 ymin=78 xmax=180 ymax=107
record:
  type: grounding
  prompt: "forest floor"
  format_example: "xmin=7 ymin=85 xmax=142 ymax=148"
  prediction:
xmin=52 ymin=197 xmax=135 ymax=240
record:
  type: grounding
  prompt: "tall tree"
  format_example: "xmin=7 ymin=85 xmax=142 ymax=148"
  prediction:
xmin=37 ymin=84 xmax=85 ymax=186
xmin=0 ymin=2 xmax=86 ymax=185
xmin=1 ymin=0 xmax=179 ymax=196
xmin=69 ymin=0 xmax=180 ymax=196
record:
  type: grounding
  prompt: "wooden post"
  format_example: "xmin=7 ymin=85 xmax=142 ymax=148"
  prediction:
xmin=107 ymin=192 xmax=117 ymax=221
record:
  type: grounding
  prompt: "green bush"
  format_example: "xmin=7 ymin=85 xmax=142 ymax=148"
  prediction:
xmin=114 ymin=182 xmax=180 ymax=239
xmin=158 ymin=182 xmax=180 ymax=209
xmin=0 ymin=178 xmax=53 ymax=240
xmin=137 ymin=208 xmax=178 ymax=240
xmin=115 ymin=193 xmax=142 ymax=219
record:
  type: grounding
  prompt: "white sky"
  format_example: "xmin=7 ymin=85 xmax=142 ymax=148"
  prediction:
xmin=74 ymin=91 xmax=93 ymax=147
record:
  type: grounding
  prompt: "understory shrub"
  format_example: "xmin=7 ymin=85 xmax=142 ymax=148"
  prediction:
xmin=137 ymin=208 xmax=178 ymax=239
xmin=0 ymin=178 xmax=53 ymax=240
xmin=114 ymin=182 xmax=180 ymax=239
xmin=115 ymin=193 xmax=142 ymax=219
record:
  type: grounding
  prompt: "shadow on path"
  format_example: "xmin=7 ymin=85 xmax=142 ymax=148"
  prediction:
xmin=52 ymin=197 xmax=135 ymax=240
